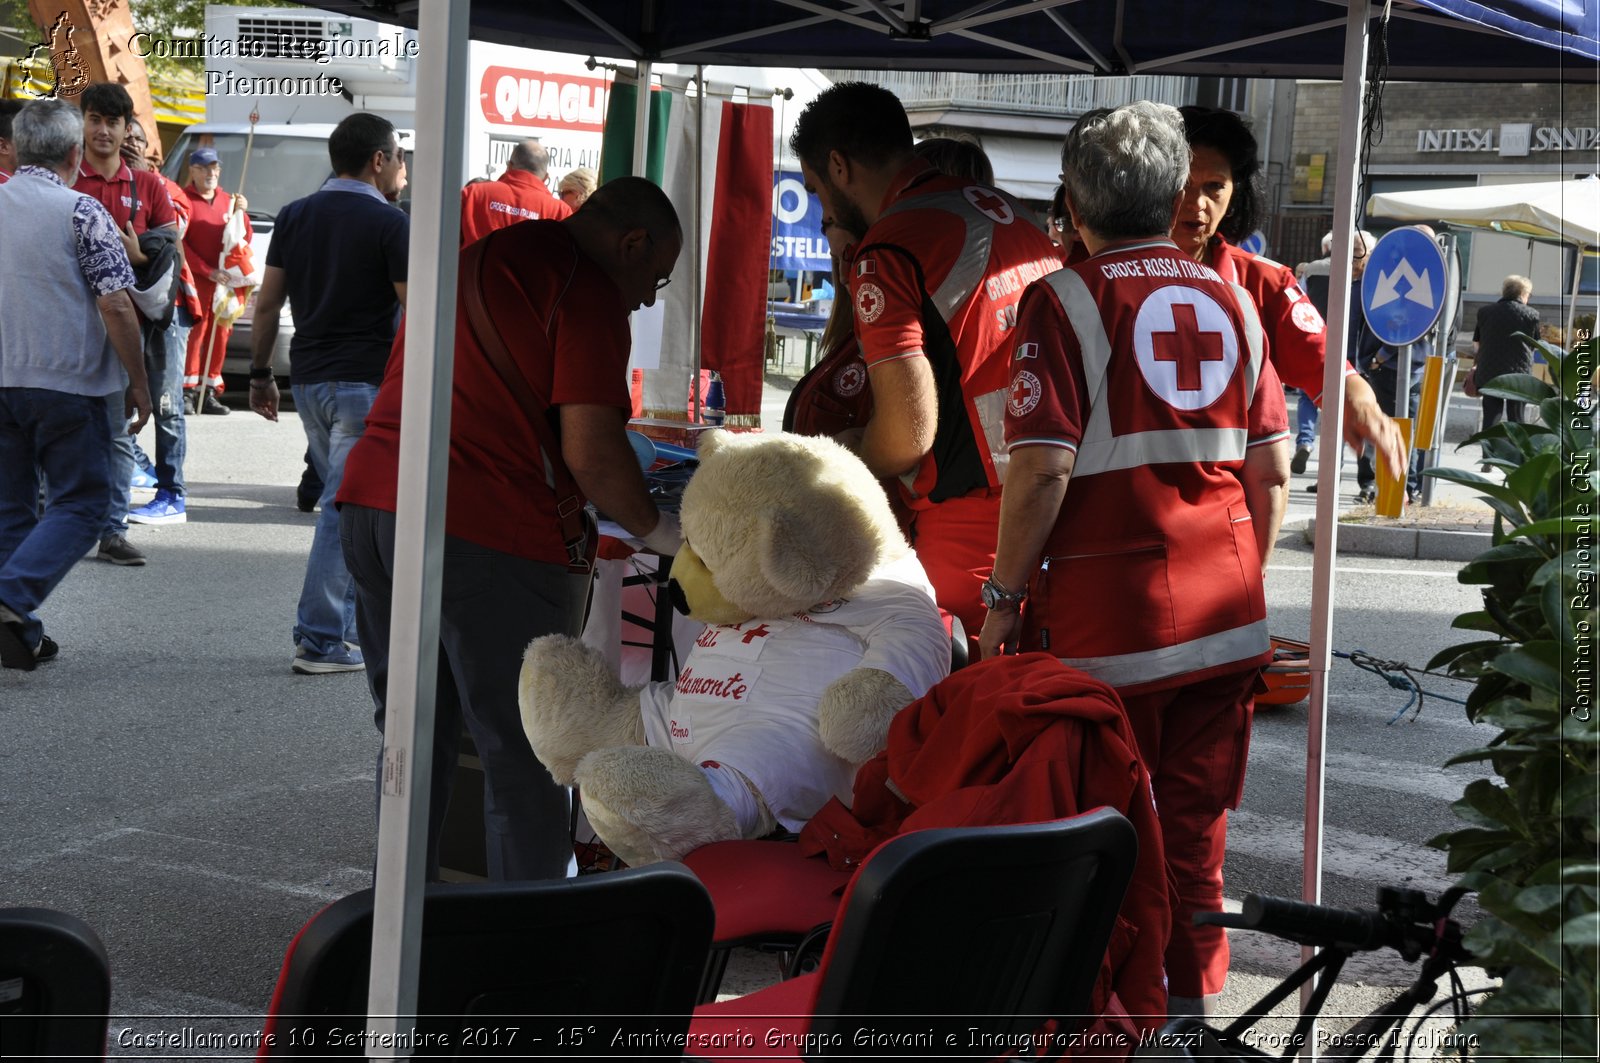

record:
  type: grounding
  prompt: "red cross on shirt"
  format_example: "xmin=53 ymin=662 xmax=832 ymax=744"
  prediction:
xmin=739 ymin=623 xmax=773 ymax=644
xmin=1151 ymin=302 xmax=1224 ymax=391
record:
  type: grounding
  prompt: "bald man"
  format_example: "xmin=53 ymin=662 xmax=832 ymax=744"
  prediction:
xmin=459 ymin=138 xmax=572 ymax=245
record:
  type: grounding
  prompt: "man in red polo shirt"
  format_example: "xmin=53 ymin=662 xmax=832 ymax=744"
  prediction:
xmin=181 ymin=147 xmax=252 ymax=415
xmin=788 ymin=82 xmax=1062 ymax=638
xmin=338 ymin=176 xmax=682 ymax=882
xmin=459 ymin=138 xmax=571 ymax=245
xmin=73 ymin=82 xmax=177 ymax=567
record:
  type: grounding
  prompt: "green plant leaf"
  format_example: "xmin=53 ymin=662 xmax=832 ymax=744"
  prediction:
xmin=1451 ymin=610 xmax=1509 ymax=635
xmin=1427 ymin=639 xmax=1509 ymax=671
xmin=1425 ymin=467 xmax=1531 ymax=510
xmin=1508 ymin=516 xmax=1592 ymax=543
xmin=1488 ymin=648 xmax=1563 ymax=694
xmin=1480 ymin=372 xmax=1556 ymax=404
xmin=1542 ymin=579 xmax=1578 ymax=668
xmin=1560 ymin=911 xmax=1600 ymax=951
xmin=1505 ymin=450 xmax=1561 ymax=502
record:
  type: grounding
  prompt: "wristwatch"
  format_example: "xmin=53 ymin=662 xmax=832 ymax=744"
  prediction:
xmin=980 ymin=575 xmax=1027 ymax=611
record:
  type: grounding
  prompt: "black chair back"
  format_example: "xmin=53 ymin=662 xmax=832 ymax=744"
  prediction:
xmin=0 ymin=907 xmax=112 ymax=1060
xmin=264 ymin=863 xmax=712 ymax=1057
xmin=807 ymin=809 xmax=1138 ymax=1057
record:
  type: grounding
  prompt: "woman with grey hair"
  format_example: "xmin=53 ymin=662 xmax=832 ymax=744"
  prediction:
xmin=980 ymin=99 xmax=1291 ymax=1019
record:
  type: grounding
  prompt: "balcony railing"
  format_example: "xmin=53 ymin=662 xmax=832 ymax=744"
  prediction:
xmin=824 ymin=70 xmax=1197 ymax=116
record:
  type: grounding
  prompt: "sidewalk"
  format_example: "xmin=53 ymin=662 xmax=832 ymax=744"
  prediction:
xmin=1290 ymin=390 xmax=1498 ymax=562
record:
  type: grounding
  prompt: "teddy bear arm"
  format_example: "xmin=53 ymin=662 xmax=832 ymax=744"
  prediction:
xmin=817 ymin=666 xmax=916 ymax=766
xmin=518 ymin=634 xmax=647 ymax=785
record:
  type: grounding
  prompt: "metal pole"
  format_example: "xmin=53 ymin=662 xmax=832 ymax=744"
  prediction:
xmin=1303 ymin=0 xmax=1371 ymax=1035
xmin=692 ymin=66 xmax=706 ymax=423
xmin=365 ymin=2 xmax=468 ymax=1057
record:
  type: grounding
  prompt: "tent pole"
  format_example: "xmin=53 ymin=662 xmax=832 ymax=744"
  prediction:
xmin=632 ymin=59 xmax=653 ymax=177
xmin=693 ymin=66 xmax=707 ymax=422
xmin=1302 ymin=0 xmax=1371 ymax=1034
xmin=365 ymin=0 xmax=469 ymax=1052
xmin=1568 ymin=243 xmax=1584 ymax=343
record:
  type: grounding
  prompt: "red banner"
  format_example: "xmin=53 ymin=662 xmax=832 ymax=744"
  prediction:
xmin=479 ymin=66 xmax=610 ymax=131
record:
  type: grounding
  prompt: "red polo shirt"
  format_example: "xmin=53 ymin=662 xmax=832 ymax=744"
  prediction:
xmin=74 ymin=157 xmax=176 ymax=233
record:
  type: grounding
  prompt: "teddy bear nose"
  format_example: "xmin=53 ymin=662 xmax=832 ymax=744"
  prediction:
xmin=667 ymin=578 xmax=691 ymax=616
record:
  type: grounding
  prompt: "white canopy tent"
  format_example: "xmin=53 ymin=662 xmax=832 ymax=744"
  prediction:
xmin=1367 ymin=178 xmax=1600 ymax=336
xmin=297 ymin=1 xmax=1597 ymax=1051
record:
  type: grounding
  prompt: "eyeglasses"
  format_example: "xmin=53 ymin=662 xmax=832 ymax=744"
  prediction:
xmin=386 ymin=145 xmax=406 ymax=164
xmin=643 ymin=231 xmax=673 ymax=291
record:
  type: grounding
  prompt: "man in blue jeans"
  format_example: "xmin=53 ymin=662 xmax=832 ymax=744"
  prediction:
xmin=247 ymin=112 xmax=408 ymax=675
xmin=0 ymin=100 xmax=151 ymax=669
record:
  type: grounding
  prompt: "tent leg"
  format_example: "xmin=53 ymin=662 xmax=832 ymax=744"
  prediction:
xmin=1302 ymin=0 xmax=1372 ymax=1045
xmin=365 ymin=0 xmax=469 ymax=1051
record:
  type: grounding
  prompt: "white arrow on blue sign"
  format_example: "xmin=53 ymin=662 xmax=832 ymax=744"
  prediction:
xmin=1361 ymin=227 xmax=1447 ymax=347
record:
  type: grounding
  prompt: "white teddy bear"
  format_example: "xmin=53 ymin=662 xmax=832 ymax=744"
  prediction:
xmin=518 ymin=430 xmax=949 ymax=866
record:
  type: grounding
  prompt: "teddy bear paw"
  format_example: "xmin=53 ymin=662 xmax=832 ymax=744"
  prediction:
xmin=575 ymin=747 xmax=739 ymax=866
xmin=818 ymin=667 xmax=915 ymax=765
xmin=519 ymin=635 xmax=642 ymax=785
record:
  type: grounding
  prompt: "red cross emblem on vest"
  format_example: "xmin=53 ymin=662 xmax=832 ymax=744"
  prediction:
xmin=1151 ymin=303 xmax=1226 ymax=391
xmin=739 ymin=623 xmax=772 ymax=644
xmin=963 ymin=186 xmax=1014 ymax=224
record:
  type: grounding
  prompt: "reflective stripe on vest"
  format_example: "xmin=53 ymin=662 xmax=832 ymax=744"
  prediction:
xmin=1055 ymin=618 xmax=1270 ymax=690
xmin=1039 ymin=266 xmax=1266 ymax=478
xmin=877 ymin=188 xmax=996 ymax=323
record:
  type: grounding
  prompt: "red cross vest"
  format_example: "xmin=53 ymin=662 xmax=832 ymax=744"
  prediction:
xmin=1008 ymin=239 xmax=1274 ymax=694
xmin=850 ymin=169 xmax=1062 ymax=505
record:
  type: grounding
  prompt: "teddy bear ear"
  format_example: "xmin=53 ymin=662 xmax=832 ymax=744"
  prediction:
xmin=757 ymin=502 xmax=877 ymax=607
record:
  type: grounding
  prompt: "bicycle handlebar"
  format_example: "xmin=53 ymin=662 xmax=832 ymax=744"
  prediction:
xmin=1195 ymin=886 xmax=1468 ymax=959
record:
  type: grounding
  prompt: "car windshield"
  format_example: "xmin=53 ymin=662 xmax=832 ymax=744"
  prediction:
xmin=161 ymin=133 xmax=417 ymax=219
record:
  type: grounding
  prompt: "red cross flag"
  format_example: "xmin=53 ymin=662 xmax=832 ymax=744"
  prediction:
xmin=211 ymin=205 xmax=259 ymax=331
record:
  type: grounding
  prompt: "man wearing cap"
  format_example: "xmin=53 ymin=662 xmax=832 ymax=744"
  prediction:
xmin=181 ymin=147 xmax=251 ymax=416
xmin=460 ymin=138 xmax=570 ymax=246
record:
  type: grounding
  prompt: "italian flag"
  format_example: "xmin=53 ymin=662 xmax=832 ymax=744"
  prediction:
xmin=601 ymin=74 xmax=772 ymax=426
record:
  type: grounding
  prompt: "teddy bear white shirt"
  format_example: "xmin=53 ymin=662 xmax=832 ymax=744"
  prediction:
xmin=637 ymin=550 xmax=948 ymax=832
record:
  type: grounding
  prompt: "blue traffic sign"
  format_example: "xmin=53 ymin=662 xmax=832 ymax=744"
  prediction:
xmin=1361 ymin=227 xmax=1447 ymax=347
xmin=1238 ymin=230 xmax=1268 ymax=256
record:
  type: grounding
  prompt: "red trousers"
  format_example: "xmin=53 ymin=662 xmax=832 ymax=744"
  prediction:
xmin=903 ymin=490 xmax=1001 ymax=643
xmin=1121 ymin=668 xmax=1258 ymax=998
xmin=185 ymin=307 xmax=232 ymax=392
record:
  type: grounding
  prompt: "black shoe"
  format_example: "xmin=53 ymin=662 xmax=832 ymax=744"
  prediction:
xmin=184 ymin=389 xmax=201 ymax=414
xmin=35 ymin=635 xmax=59 ymax=663
xmin=0 ymin=605 xmax=36 ymax=671
xmin=1356 ymin=486 xmax=1377 ymax=504
xmin=296 ymin=492 xmax=318 ymax=513
xmin=1290 ymin=446 xmax=1311 ymax=474
xmin=201 ymin=388 xmax=231 ymax=415
xmin=97 ymin=534 xmax=147 ymax=566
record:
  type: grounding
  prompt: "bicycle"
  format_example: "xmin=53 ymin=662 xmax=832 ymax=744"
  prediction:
xmin=1139 ymin=886 xmax=1480 ymax=1062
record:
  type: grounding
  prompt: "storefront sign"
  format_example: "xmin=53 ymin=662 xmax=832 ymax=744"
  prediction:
xmin=479 ymin=65 xmax=609 ymax=131
xmin=1415 ymin=123 xmax=1600 ymax=156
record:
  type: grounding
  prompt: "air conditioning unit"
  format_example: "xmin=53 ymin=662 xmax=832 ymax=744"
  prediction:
xmin=206 ymin=4 xmax=418 ymax=91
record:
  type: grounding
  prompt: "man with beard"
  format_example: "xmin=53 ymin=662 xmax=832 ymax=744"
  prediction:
xmin=788 ymin=82 xmax=1060 ymax=639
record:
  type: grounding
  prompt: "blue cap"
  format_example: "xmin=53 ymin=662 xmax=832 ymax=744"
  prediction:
xmin=188 ymin=148 xmax=219 ymax=166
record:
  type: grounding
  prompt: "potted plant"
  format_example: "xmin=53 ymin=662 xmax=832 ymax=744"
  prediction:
xmin=1424 ymin=334 xmax=1597 ymax=1059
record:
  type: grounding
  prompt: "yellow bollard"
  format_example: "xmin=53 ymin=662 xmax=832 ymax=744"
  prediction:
xmin=1374 ymin=417 xmax=1413 ymax=517
xmin=1413 ymin=356 xmax=1447 ymax=452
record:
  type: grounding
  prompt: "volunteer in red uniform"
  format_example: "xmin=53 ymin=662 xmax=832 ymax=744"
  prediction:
xmin=788 ymin=82 xmax=1062 ymax=637
xmin=181 ymin=147 xmax=252 ymax=414
xmin=459 ymin=138 xmax=571 ymax=246
xmin=1176 ymin=105 xmax=1404 ymax=478
xmin=338 ymin=177 xmax=683 ymax=881
xmin=979 ymin=102 xmax=1292 ymax=1017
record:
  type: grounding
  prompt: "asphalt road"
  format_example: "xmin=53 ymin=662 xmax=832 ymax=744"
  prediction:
xmin=1 ymin=383 xmax=1497 ymax=1055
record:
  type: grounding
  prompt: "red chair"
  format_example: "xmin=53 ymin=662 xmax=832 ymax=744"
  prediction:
xmin=0 ymin=907 xmax=112 ymax=1061
xmin=689 ymin=810 xmax=1139 ymax=1059
xmin=258 ymin=864 xmax=712 ymax=1057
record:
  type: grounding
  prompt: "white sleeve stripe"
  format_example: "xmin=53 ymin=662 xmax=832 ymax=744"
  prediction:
xmin=1247 ymin=430 xmax=1292 ymax=448
xmin=1007 ymin=437 xmax=1079 ymax=453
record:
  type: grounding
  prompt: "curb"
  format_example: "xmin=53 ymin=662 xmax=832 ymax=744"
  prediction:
xmin=1299 ymin=518 xmax=1490 ymax=562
